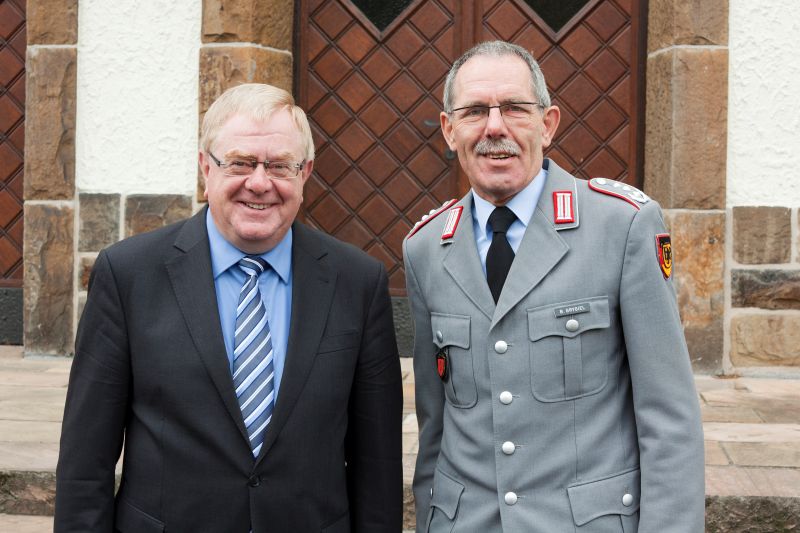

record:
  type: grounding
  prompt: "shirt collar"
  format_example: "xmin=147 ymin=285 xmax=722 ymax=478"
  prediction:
xmin=206 ymin=209 xmax=292 ymax=283
xmin=471 ymin=166 xmax=548 ymax=233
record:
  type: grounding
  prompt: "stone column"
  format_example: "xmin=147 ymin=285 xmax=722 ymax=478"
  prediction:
xmin=645 ymin=0 xmax=728 ymax=372
xmin=23 ymin=0 xmax=79 ymax=356
xmin=198 ymin=0 xmax=295 ymax=196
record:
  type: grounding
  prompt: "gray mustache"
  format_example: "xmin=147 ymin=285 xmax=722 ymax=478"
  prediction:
xmin=474 ymin=138 xmax=521 ymax=156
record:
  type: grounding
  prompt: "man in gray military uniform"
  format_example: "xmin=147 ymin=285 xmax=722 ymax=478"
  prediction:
xmin=403 ymin=40 xmax=704 ymax=532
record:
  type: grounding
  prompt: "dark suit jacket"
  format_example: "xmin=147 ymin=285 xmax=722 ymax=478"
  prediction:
xmin=55 ymin=208 xmax=403 ymax=532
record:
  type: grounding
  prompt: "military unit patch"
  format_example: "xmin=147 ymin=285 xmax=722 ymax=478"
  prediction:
xmin=655 ymin=233 xmax=672 ymax=279
xmin=588 ymin=178 xmax=650 ymax=210
xmin=553 ymin=191 xmax=575 ymax=224
xmin=436 ymin=348 xmax=449 ymax=382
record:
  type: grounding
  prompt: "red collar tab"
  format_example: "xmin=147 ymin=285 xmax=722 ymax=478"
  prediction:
xmin=440 ymin=206 xmax=463 ymax=241
xmin=588 ymin=178 xmax=650 ymax=210
xmin=407 ymin=199 xmax=458 ymax=238
xmin=553 ymin=191 xmax=575 ymax=224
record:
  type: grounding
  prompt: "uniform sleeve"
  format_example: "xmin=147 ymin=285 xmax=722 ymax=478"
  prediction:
xmin=55 ymin=250 xmax=131 ymax=532
xmin=619 ymin=201 xmax=705 ymax=532
xmin=403 ymin=239 xmax=446 ymax=530
xmin=345 ymin=261 xmax=403 ymax=533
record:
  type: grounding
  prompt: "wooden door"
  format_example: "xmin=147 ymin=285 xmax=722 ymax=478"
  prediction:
xmin=296 ymin=0 xmax=645 ymax=294
xmin=0 ymin=0 xmax=26 ymax=289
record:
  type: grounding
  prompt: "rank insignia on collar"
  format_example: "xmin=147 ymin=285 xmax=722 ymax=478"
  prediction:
xmin=655 ymin=233 xmax=672 ymax=279
xmin=436 ymin=348 xmax=449 ymax=382
xmin=441 ymin=206 xmax=463 ymax=242
xmin=553 ymin=191 xmax=575 ymax=224
xmin=407 ymin=199 xmax=458 ymax=239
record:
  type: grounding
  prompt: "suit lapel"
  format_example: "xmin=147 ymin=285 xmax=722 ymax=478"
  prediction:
xmin=165 ymin=208 xmax=250 ymax=443
xmin=443 ymin=197 xmax=495 ymax=321
xmin=256 ymin=222 xmax=335 ymax=463
xmin=491 ymin=161 xmax=574 ymax=328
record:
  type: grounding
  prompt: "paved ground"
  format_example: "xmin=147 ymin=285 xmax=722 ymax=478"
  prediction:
xmin=2 ymin=345 xmax=799 ymax=531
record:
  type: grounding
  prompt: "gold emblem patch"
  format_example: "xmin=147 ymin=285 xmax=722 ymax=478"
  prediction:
xmin=656 ymin=233 xmax=672 ymax=279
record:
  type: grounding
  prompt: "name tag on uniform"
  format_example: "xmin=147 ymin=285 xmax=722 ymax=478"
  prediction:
xmin=554 ymin=303 xmax=591 ymax=318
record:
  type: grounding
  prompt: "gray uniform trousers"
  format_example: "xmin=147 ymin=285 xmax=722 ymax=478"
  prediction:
xmin=403 ymin=159 xmax=704 ymax=532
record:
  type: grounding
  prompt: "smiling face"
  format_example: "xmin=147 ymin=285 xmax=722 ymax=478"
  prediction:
xmin=441 ymin=54 xmax=560 ymax=205
xmin=200 ymin=110 xmax=312 ymax=253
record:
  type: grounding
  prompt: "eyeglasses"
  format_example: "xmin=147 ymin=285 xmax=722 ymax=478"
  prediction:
xmin=208 ymin=152 xmax=305 ymax=180
xmin=449 ymin=102 xmax=545 ymax=124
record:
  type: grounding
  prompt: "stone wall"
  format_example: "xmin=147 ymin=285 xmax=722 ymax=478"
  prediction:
xmin=728 ymin=207 xmax=800 ymax=368
xmin=645 ymin=0 xmax=728 ymax=372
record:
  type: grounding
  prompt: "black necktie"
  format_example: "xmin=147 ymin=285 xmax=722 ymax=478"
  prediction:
xmin=486 ymin=206 xmax=517 ymax=303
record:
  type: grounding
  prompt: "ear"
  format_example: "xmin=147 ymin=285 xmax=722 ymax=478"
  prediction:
xmin=541 ymin=106 xmax=561 ymax=148
xmin=299 ymin=159 xmax=313 ymax=187
xmin=199 ymin=151 xmax=211 ymax=199
xmin=440 ymin=111 xmax=456 ymax=150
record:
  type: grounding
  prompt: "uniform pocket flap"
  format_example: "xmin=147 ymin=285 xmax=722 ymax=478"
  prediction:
xmin=528 ymin=296 xmax=610 ymax=341
xmin=567 ymin=467 xmax=640 ymax=526
xmin=430 ymin=313 xmax=470 ymax=349
xmin=430 ymin=469 xmax=465 ymax=520
xmin=115 ymin=498 xmax=165 ymax=532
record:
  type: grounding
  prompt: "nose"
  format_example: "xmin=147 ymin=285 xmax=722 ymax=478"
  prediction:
xmin=484 ymin=106 xmax=508 ymax=137
xmin=244 ymin=165 xmax=274 ymax=194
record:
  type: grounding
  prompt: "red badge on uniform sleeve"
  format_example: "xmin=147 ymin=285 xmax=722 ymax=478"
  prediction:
xmin=436 ymin=348 xmax=448 ymax=382
xmin=655 ymin=233 xmax=672 ymax=279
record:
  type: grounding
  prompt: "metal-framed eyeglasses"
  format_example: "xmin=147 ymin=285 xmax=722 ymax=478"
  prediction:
xmin=448 ymin=102 xmax=545 ymax=124
xmin=208 ymin=152 xmax=305 ymax=180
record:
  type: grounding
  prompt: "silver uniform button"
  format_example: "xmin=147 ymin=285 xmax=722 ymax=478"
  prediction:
xmin=436 ymin=330 xmax=443 ymax=343
xmin=502 ymin=441 xmax=515 ymax=455
xmin=504 ymin=492 xmax=518 ymax=505
xmin=494 ymin=340 xmax=508 ymax=354
xmin=565 ymin=319 xmax=579 ymax=332
xmin=499 ymin=391 xmax=513 ymax=405
xmin=622 ymin=493 xmax=634 ymax=507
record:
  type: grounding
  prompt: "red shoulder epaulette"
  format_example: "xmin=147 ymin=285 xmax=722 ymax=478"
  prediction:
xmin=588 ymin=178 xmax=650 ymax=210
xmin=407 ymin=199 xmax=458 ymax=238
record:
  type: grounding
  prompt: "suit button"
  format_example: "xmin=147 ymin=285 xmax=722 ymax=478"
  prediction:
xmin=622 ymin=493 xmax=634 ymax=507
xmin=436 ymin=330 xmax=443 ymax=343
xmin=502 ymin=441 xmax=515 ymax=455
xmin=494 ymin=340 xmax=508 ymax=354
xmin=248 ymin=475 xmax=261 ymax=487
xmin=504 ymin=492 xmax=518 ymax=505
xmin=499 ymin=391 xmax=513 ymax=405
xmin=565 ymin=319 xmax=579 ymax=332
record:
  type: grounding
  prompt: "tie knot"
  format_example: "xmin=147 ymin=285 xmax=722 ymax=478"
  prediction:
xmin=488 ymin=206 xmax=516 ymax=234
xmin=238 ymin=256 xmax=269 ymax=278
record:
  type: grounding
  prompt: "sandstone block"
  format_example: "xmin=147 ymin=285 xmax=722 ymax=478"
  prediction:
xmin=732 ymin=269 xmax=800 ymax=310
xmin=125 ymin=194 xmax=192 ymax=237
xmin=202 ymin=0 xmax=293 ymax=50
xmin=733 ymin=207 xmax=791 ymax=264
xmin=664 ymin=210 xmax=725 ymax=372
xmin=730 ymin=315 xmax=800 ymax=367
xmin=199 ymin=46 xmax=293 ymax=118
xmin=648 ymin=0 xmax=728 ymax=53
xmin=78 ymin=255 xmax=96 ymax=291
xmin=24 ymin=47 xmax=76 ymax=200
xmin=27 ymin=0 xmax=78 ymax=45
xmin=645 ymin=48 xmax=727 ymax=209
xmin=23 ymin=204 xmax=74 ymax=356
xmin=78 ymin=193 xmax=120 ymax=252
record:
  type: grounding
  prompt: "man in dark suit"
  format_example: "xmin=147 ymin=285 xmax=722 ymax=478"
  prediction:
xmin=55 ymin=83 xmax=403 ymax=532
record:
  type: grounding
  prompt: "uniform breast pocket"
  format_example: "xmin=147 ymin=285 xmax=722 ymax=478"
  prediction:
xmin=430 ymin=313 xmax=476 ymax=408
xmin=527 ymin=296 xmax=610 ymax=402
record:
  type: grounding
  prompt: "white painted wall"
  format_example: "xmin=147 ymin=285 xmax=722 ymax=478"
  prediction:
xmin=76 ymin=0 xmax=201 ymax=195
xmin=728 ymin=0 xmax=800 ymax=206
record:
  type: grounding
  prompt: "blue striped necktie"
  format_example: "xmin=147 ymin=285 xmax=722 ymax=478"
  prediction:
xmin=233 ymin=256 xmax=275 ymax=458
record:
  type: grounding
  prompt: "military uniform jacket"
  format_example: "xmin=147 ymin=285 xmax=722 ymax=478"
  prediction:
xmin=403 ymin=160 xmax=704 ymax=532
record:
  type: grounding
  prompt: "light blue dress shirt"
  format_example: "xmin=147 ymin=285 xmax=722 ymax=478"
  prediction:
xmin=206 ymin=209 xmax=292 ymax=403
xmin=472 ymin=167 xmax=548 ymax=274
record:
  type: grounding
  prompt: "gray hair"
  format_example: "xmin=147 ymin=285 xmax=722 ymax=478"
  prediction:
xmin=442 ymin=40 xmax=551 ymax=113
